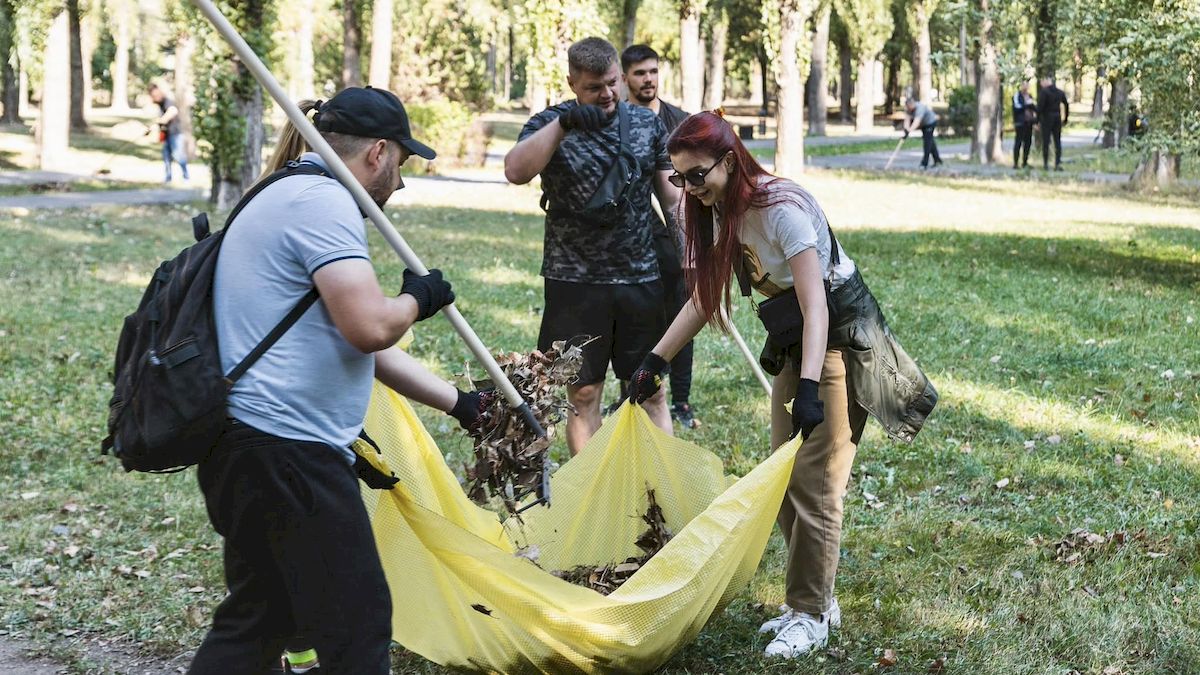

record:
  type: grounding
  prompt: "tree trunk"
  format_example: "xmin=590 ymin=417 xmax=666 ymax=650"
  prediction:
xmin=838 ymin=37 xmax=852 ymax=122
xmin=622 ymin=0 xmax=640 ymax=49
xmin=854 ymin=56 xmax=875 ymax=132
xmin=758 ymin=53 xmax=771 ymax=113
xmin=1129 ymin=151 xmax=1180 ymax=190
xmin=296 ymin=0 xmax=316 ymax=99
xmin=0 ymin=0 xmax=18 ymax=123
xmin=111 ymin=4 xmax=132 ymax=110
xmin=215 ymin=72 xmax=264 ymax=210
xmin=971 ymin=0 xmax=1003 ymax=164
xmin=1071 ymin=46 xmax=1083 ymax=102
xmin=914 ymin=1 xmax=933 ymax=103
xmin=342 ymin=0 xmax=362 ymax=89
xmin=775 ymin=0 xmax=812 ymax=177
xmin=38 ymin=10 xmax=71 ymax=171
xmin=175 ymin=33 xmax=195 ymax=159
xmin=959 ymin=18 xmax=969 ymax=86
xmin=368 ymin=0 xmax=392 ymax=88
xmin=68 ymin=0 xmax=86 ymax=129
xmin=81 ymin=10 xmax=95 ymax=119
xmin=1035 ymin=0 xmax=1057 ymax=79
xmin=806 ymin=6 xmax=830 ymax=135
xmin=679 ymin=2 xmax=704 ymax=113
xmin=883 ymin=54 xmax=898 ymax=114
xmin=1103 ymin=77 xmax=1128 ymax=149
xmin=705 ymin=9 xmax=727 ymax=110
xmin=504 ymin=25 xmax=514 ymax=101
xmin=1091 ymin=65 xmax=1105 ymax=118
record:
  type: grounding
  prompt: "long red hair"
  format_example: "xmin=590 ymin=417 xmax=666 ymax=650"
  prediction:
xmin=667 ymin=111 xmax=819 ymax=330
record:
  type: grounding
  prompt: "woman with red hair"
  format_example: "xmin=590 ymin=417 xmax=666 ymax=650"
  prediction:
xmin=628 ymin=111 xmax=936 ymax=659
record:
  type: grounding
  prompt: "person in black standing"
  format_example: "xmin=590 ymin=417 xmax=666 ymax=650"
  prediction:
xmin=619 ymin=43 xmax=700 ymax=429
xmin=1038 ymin=77 xmax=1069 ymax=171
xmin=1011 ymin=80 xmax=1037 ymax=169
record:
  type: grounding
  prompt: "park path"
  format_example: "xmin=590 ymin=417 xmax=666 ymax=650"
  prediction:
xmin=0 ymin=634 xmax=186 ymax=674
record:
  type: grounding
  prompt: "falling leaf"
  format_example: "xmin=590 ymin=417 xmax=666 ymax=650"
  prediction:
xmin=471 ymin=604 xmax=493 ymax=617
xmin=878 ymin=648 xmax=898 ymax=667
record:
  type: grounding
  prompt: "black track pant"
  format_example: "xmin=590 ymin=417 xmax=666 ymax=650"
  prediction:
xmin=653 ymin=226 xmax=695 ymax=404
xmin=920 ymin=124 xmax=941 ymax=167
xmin=188 ymin=420 xmax=392 ymax=675
xmin=1041 ymin=120 xmax=1063 ymax=168
xmin=1014 ymin=124 xmax=1033 ymax=167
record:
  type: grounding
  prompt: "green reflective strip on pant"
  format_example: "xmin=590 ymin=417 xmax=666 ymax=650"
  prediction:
xmin=285 ymin=648 xmax=318 ymax=665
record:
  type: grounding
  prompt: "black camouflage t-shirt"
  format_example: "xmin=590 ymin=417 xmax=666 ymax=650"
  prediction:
xmin=520 ymin=101 xmax=672 ymax=284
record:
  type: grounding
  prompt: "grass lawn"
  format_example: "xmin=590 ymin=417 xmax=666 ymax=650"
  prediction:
xmin=1 ymin=171 xmax=1198 ymax=674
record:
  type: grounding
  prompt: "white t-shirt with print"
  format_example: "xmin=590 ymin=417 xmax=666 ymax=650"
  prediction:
xmin=718 ymin=179 xmax=856 ymax=299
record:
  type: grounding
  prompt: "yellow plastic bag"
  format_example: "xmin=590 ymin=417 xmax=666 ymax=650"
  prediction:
xmin=360 ymin=382 xmax=799 ymax=674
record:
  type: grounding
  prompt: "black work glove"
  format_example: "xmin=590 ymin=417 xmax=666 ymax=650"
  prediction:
xmin=401 ymin=268 xmax=455 ymax=322
xmin=902 ymin=130 xmax=910 ymax=140
xmin=628 ymin=352 xmax=669 ymax=404
xmin=353 ymin=432 xmax=399 ymax=489
xmin=790 ymin=378 xmax=825 ymax=441
xmin=558 ymin=104 xmax=609 ymax=132
xmin=449 ymin=388 xmax=498 ymax=436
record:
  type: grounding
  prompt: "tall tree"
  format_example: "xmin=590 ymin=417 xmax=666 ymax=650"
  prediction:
xmin=342 ymin=0 xmax=362 ymax=88
xmin=773 ymin=0 xmax=818 ymax=176
xmin=622 ymin=0 xmax=641 ymax=48
xmin=0 ymin=0 xmax=18 ymax=123
xmin=109 ymin=0 xmax=134 ymax=110
xmin=189 ymin=0 xmax=275 ymax=208
xmin=907 ymin=0 xmax=940 ymax=102
xmin=805 ymin=3 xmax=830 ymax=135
xmin=369 ymin=0 xmax=393 ymax=88
xmin=706 ymin=4 xmax=729 ymax=109
xmin=832 ymin=10 xmax=852 ymax=121
xmin=68 ymin=0 xmax=86 ymax=129
xmin=521 ymin=0 xmax=607 ymax=110
xmin=1034 ymin=0 xmax=1057 ymax=78
xmin=39 ymin=8 xmax=71 ymax=170
xmin=833 ymin=0 xmax=893 ymax=132
xmin=970 ymin=0 xmax=1003 ymax=164
xmin=679 ymin=0 xmax=707 ymax=112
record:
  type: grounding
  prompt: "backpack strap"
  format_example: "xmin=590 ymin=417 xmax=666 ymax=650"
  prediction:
xmin=221 ymin=160 xmax=330 ymax=385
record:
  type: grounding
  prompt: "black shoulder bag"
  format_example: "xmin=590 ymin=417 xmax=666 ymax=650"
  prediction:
xmin=541 ymin=102 xmax=642 ymax=228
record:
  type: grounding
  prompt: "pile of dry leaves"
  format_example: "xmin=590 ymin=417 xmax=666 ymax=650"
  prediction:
xmin=552 ymin=488 xmax=673 ymax=595
xmin=465 ymin=340 xmax=585 ymax=512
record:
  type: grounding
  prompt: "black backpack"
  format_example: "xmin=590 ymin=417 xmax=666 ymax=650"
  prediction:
xmin=102 ymin=161 xmax=329 ymax=472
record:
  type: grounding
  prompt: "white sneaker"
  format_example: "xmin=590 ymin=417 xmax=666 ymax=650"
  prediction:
xmin=758 ymin=597 xmax=841 ymax=635
xmin=764 ymin=611 xmax=830 ymax=658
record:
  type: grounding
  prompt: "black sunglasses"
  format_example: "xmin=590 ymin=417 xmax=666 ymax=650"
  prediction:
xmin=668 ymin=155 xmax=725 ymax=188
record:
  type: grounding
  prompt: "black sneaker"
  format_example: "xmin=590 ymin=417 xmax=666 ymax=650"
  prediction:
xmin=671 ymin=402 xmax=701 ymax=429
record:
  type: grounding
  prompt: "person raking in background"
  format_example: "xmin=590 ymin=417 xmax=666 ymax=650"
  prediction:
xmin=903 ymin=96 xmax=942 ymax=170
xmin=628 ymin=110 xmax=937 ymax=659
xmin=620 ymin=43 xmax=700 ymax=429
xmin=149 ymin=83 xmax=189 ymax=183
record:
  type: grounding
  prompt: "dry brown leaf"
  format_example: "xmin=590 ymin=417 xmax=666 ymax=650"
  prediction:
xmin=878 ymin=648 xmax=898 ymax=667
xmin=553 ymin=487 xmax=672 ymax=595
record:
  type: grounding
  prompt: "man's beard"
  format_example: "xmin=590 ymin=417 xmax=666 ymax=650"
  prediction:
xmin=365 ymin=163 xmax=398 ymax=208
xmin=634 ymin=86 xmax=657 ymax=104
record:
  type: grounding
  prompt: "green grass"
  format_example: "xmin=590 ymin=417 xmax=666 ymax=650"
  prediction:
xmin=1 ymin=171 xmax=1198 ymax=673
xmin=0 ymin=178 xmax=163 ymax=197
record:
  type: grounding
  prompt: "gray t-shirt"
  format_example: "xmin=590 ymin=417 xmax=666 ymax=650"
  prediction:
xmin=911 ymin=102 xmax=937 ymax=128
xmin=213 ymin=152 xmax=372 ymax=461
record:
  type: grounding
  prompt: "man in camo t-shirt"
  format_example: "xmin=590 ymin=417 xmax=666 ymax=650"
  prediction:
xmin=505 ymin=36 xmax=681 ymax=455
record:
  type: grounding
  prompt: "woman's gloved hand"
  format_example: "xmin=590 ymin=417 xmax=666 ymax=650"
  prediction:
xmin=791 ymin=378 xmax=824 ymax=440
xmin=628 ymin=352 xmax=669 ymax=404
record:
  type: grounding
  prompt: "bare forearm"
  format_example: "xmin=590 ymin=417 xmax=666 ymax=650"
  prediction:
xmin=797 ymin=295 xmax=828 ymax=382
xmin=504 ymin=120 xmax=564 ymax=184
xmin=374 ymin=346 xmax=457 ymax=412
xmin=652 ymin=295 xmax=707 ymax=361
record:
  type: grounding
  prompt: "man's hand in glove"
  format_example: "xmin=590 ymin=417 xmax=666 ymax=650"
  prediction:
xmin=449 ymin=388 xmax=498 ymax=436
xmin=790 ymin=378 xmax=825 ymax=440
xmin=400 ymin=268 xmax=455 ymax=322
xmin=628 ymin=352 xmax=669 ymax=404
xmin=558 ymin=104 xmax=610 ymax=132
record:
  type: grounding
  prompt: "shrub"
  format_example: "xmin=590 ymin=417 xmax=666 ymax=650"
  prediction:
xmin=946 ymin=86 xmax=976 ymax=138
xmin=405 ymin=100 xmax=474 ymax=173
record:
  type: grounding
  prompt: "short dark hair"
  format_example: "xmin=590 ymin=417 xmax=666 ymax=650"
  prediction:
xmin=568 ymin=37 xmax=618 ymax=77
xmin=621 ymin=44 xmax=659 ymax=73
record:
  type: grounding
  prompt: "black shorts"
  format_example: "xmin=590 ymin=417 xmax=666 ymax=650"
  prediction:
xmin=538 ymin=278 xmax=667 ymax=385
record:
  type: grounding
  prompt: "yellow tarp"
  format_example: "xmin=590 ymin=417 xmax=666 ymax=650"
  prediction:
xmin=359 ymin=382 xmax=799 ymax=674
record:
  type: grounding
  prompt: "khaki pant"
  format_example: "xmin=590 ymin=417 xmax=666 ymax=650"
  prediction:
xmin=770 ymin=349 xmax=867 ymax=615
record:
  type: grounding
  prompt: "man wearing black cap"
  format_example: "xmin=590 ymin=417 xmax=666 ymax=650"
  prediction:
xmin=189 ymin=87 xmax=486 ymax=675
xmin=504 ymin=37 xmax=681 ymax=456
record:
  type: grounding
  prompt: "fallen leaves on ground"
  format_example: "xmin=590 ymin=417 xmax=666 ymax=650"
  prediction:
xmin=465 ymin=340 xmax=585 ymax=512
xmin=1044 ymin=529 xmax=1170 ymax=564
xmin=552 ymin=488 xmax=672 ymax=595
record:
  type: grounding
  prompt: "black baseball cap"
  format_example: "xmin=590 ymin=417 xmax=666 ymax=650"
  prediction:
xmin=314 ymin=87 xmax=437 ymax=160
